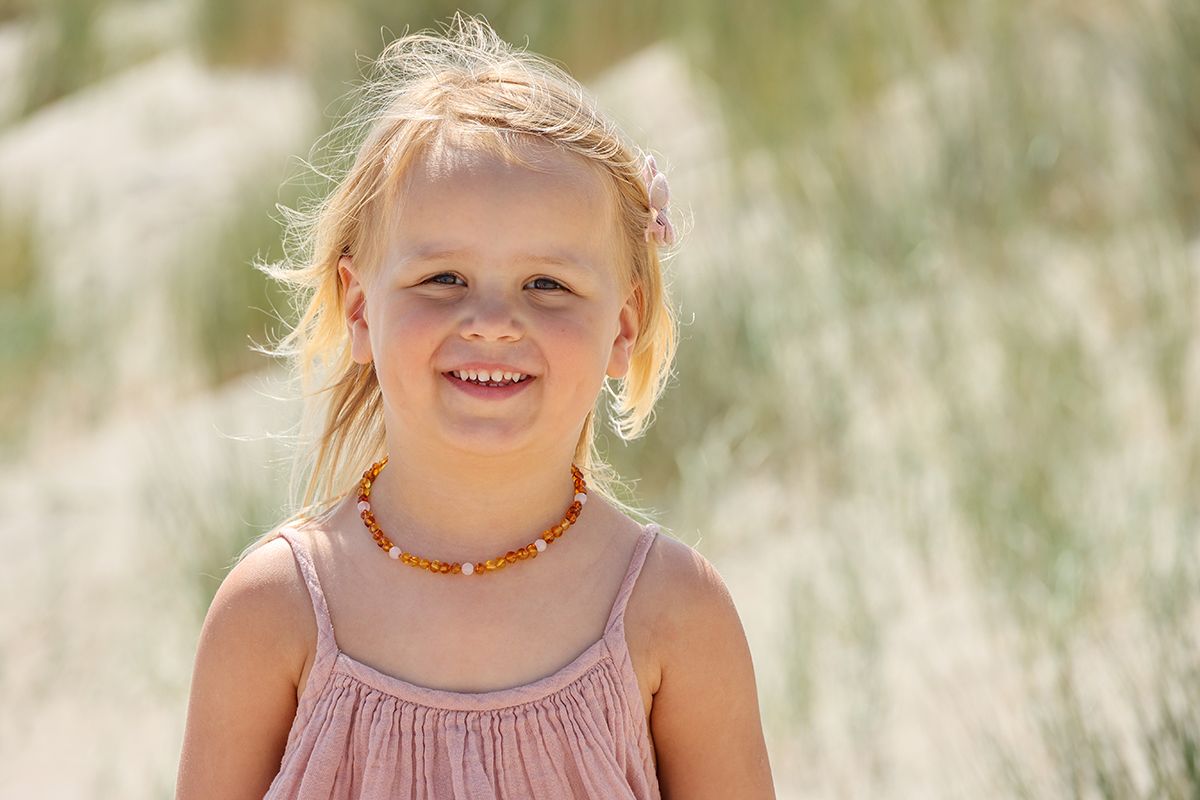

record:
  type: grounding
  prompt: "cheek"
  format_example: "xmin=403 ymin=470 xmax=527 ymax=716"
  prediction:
xmin=375 ymin=302 xmax=439 ymax=348
xmin=367 ymin=310 xmax=442 ymax=394
xmin=542 ymin=313 xmax=604 ymax=355
xmin=541 ymin=311 xmax=619 ymax=383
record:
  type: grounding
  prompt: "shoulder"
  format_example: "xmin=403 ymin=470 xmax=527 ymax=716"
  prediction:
xmin=642 ymin=528 xmax=739 ymax=645
xmin=209 ymin=527 xmax=316 ymax=683
xmin=176 ymin=528 xmax=315 ymax=798
xmin=642 ymin=528 xmax=778 ymax=798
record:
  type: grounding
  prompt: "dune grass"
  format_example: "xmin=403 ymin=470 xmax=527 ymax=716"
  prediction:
xmin=16 ymin=0 xmax=108 ymax=117
xmin=0 ymin=198 xmax=54 ymax=459
xmin=605 ymin=2 xmax=1197 ymax=794
xmin=2 ymin=0 xmax=1194 ymax=794
xmin=167 ymin=169 xmax=312 ymax=388
xmin=138 ymin=416 xmax=293 ymax=628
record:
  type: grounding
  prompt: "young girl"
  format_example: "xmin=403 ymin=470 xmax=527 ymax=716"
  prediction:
xmin=176 ymin=14 xmax=775 ymax=800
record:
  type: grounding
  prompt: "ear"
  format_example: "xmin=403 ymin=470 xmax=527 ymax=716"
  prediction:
xmin=606 ymin=285 xmax=641 ymax=380
xmin=338 ymin=255 xmax=373 ymax=365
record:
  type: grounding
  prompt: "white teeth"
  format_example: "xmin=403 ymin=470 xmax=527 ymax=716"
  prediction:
xmin=451 ymin=370 xmax=528 ymax=383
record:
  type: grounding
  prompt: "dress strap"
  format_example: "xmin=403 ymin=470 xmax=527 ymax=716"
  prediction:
xmin=603 ymin=522 xmax=660 ymax=634
xmin=274 ymin=527 xmax=339 ymax=698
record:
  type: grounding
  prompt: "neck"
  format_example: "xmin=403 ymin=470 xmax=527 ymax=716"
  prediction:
xmin=361 ymin=432 xmax=585 ymax=565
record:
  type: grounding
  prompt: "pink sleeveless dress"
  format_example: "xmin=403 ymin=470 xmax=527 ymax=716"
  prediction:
xmin=263 ymin=522 xmax=663 ymax=800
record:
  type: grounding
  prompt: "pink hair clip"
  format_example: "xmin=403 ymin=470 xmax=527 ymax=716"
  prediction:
xmin=641 ymin=155 xmax=676 ymax=246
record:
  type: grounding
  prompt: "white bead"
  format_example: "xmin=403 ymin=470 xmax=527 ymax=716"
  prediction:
xmin=462 ymin=562 xmax=474 ymax=575
xmin=534 ymin=539 xmax=547 ymax=552
xmin=388 ymin=546 xmax=401 ymax=559
xmin=574 ymin=492 xmax=587 ymax=505
xmin=357 ymin=500 xmax=370 ymax=513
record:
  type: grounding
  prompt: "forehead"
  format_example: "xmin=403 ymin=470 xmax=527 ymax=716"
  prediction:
xmin=388 ymin=136 xmax=617 ymax=270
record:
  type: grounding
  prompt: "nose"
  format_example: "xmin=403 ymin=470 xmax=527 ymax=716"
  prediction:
xmin=459 ymin=289 xmax=523 ymax=342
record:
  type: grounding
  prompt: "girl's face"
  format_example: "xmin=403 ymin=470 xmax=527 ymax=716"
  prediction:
xmin=338 ymin=138 xmax=639 ymax=460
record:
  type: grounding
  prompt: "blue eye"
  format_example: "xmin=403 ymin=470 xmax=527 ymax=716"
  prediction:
xmin=424 ymin=273 xmax=567 ymax=292
xmin=529 ymin=277 xmax=567 ymax=292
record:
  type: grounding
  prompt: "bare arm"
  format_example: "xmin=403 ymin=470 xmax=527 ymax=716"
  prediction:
xmin=649 ymin=541 xmax=777 ymax=799
xmin=176 ymin=537 xmax=308 ymax=799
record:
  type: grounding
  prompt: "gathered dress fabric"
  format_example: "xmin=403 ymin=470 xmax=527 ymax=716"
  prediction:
xmin=262 ymin=522 xmax=663 ymax=800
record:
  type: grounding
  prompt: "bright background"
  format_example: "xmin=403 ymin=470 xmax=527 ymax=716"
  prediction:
xmin=0 ymin=1 xmax=1197 ymax=797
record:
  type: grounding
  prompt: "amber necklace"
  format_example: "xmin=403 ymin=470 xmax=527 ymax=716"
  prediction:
xmin=355 ymin=455 xmax=588 ymax=576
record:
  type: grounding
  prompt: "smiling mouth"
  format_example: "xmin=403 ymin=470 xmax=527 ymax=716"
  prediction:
xmin=444 ymin=371 xmax=536 ymax=388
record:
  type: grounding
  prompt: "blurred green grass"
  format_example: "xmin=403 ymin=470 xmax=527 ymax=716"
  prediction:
xmin=0 ymin=198 xmax=55 ymax=457
xmin=138 ymin=420 xmax=293 ymax=629
xmin=2 ymin=0 xmax=1197 ymax=795
xmin=168 ymin=169 xmax=310 ymax=387
xmin=16 ymin=0 xmax=107 ymax=116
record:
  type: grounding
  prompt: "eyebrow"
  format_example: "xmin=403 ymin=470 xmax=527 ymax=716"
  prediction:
xmin=401 ymin=247 xmax=591 ymax=271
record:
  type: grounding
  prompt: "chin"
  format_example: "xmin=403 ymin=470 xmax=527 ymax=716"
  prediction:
xmin=439 ymin=422 xmax=537 ymax=454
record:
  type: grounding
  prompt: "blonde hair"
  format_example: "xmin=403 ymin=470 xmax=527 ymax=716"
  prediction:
xmin=238 ymin=12 xmax=681 ymax=563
